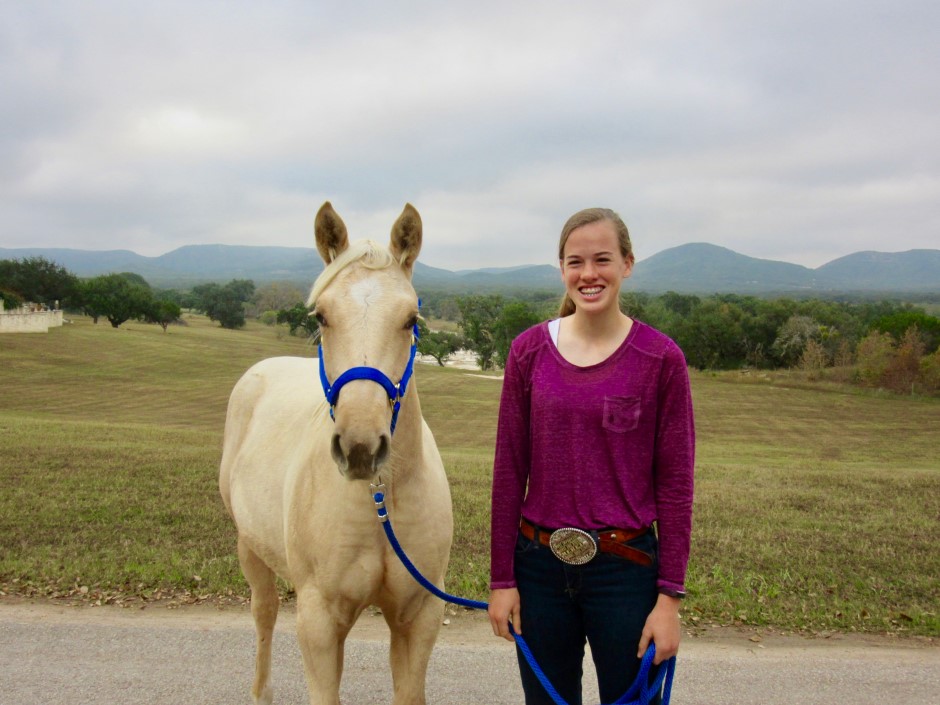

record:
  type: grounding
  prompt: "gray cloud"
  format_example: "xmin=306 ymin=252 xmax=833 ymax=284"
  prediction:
xmin=1 ymin=0 xmax=937 ymax=270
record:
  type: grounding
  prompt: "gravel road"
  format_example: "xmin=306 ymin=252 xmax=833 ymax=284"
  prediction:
xmin=1 ymin=601 xmax=936 ymax=705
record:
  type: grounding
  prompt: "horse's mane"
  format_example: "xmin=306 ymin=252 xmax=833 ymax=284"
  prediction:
xmin=306 ymin=239 xmax=395 ymax=307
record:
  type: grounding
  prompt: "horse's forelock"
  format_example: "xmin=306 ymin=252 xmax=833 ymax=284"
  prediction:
xmin=306 ymin=240 xmax=394 ymax=307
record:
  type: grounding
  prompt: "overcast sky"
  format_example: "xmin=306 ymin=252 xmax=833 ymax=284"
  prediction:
xmin=2 ymin=0 xmax=937 ymax=271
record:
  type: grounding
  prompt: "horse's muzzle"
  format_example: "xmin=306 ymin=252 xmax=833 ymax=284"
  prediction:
xmin=331 ymin=432 xmax=390 ymax=480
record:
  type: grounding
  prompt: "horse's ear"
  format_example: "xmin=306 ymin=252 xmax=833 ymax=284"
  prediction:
xmin=315 ymin=202 xmax=349 ymax=264
xmin=390 ymin=203 xmax=422 ymax=274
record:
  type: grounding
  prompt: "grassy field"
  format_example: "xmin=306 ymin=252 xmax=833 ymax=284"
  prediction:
xmin=1 ymin=314 xmax=937 ymax=637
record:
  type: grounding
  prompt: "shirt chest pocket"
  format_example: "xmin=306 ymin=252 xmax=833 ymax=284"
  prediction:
xmin=602 ymin=395 xmax=641 ymax=433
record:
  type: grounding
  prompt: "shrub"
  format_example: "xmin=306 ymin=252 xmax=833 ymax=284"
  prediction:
xmin=1 ymin=289 xmax=24 ymax=311
xmin=833 ymin=339 xmax=854 ymax=368
xmin=855 ymin=331 xmax=895 ymax=386
xmin=799 ymin=339 xmax=829 ymax=377
xmin=920 ymin=350 xmax=940 ymax=394
xmin=883 ymin=327 xmax=925 ymax=394
xmin=259 ymin=311 xmax=278 ymax=326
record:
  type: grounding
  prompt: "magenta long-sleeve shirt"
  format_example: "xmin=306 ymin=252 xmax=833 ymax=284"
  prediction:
xmin=489 ymin=320 xmax=695 ymax=594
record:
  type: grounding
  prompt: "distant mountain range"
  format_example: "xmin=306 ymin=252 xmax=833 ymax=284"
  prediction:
xmin=1 ymin=243 xmax=938 ymax=295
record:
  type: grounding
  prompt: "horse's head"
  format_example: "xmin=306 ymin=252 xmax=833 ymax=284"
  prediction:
xmin=309 ymin=202 xmax=423 ymax=481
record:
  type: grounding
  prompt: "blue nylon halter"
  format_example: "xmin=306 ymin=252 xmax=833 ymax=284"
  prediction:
xmin=317 ymin=312 xmax=420 ymax=435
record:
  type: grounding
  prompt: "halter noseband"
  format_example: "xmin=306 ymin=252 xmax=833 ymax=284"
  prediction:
xmin=317 ymin=314 xmax=420 ymax=435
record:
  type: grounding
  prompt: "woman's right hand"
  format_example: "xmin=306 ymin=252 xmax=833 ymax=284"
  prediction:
xmin=488 ymin=587 xmax=521 ymax=642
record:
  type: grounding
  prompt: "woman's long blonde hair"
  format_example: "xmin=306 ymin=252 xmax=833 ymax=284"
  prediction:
xmin=557 ymin=208 xmax=634 ymax=317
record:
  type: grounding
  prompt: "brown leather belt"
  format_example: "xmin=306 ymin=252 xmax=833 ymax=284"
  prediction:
xmin=520 ymin=517 xmax=653 ymax=566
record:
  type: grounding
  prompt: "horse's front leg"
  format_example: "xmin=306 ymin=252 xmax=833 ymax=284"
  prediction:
xmin=238 ymin=538 xmax=279 ymax=705
xmin=384 ymin=594 xmax=445 ymax=705
xmin=295 ymin=586 xmax=356 ymax=705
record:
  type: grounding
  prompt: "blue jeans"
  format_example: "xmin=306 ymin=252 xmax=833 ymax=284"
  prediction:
xmin=514 ymin=528 xmax=661 ymax=705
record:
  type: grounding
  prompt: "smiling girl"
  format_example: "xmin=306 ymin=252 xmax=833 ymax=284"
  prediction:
xmin=488 ymin=208 xmax=695 ymax=705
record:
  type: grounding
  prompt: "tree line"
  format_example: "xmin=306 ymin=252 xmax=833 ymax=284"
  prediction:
xmin=3 ymin=256 xmax=938 ymax=394
xmin=0 ymin=257 xmax=255 ymax=331
xmin=443 ymin=291 xmax=940 ymax=395
xmin=266 ymin=284 xmax=940 ymax=396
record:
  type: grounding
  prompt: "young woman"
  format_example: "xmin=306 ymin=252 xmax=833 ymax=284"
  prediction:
xmin=488 ymin=208 xmax=695 ymax=705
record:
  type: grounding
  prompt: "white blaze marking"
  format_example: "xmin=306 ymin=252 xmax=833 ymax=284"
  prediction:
xmin=347 ymin=277 xmax=384 ymax=307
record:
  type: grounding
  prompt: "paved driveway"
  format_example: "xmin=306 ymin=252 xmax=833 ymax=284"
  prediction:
xmin=1 ymin=602 xmax=936 ymax=704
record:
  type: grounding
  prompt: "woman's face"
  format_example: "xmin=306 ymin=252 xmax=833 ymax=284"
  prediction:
xmin=560 ymin=220 xmax=633 ymax=315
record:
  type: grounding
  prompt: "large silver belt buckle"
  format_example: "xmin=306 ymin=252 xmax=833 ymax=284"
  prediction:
xmin=549 ymin=527 xmax=598 ymax=565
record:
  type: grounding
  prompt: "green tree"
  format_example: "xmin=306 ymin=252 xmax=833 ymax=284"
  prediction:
xmin=416 ymin=319 xmax=463 ymax=366
xmin=80 ymin=274 xmax=155 ymax=328
xmin=152 ymin=288 xmax=185 ymax=307
xmin=189 ymin=283 xmax=222 ymax=312
xmin=669 ymin=299 xmax=746 ymax=370
xmin=456 ymin=294 xmax=503 ymax=370
xmin=435 ymin=296 xmax=462 ymax=322
xmin=772 ymin=315 xmax=821 ymax=368
xmin=144 ymin=299 xmax=182 ymax=332
xmin=494 ymin=301 xmax=542 ymax=368
xmin=192 ymin=279 xmax=256 ymax=329
xmin=118 ymin=272 xmax=152 ymax=291
xmin=0 ymin=256 xmax=80 ymax=308
xmin=0 ymin=289 xmax=24 ymax=310
xmin=619 ymin=292 xmax=652 ymax=322
xmin=659 ymin=291 xmax=700 ymax=317
xmin=742 ymin=298 xmax=796 ymax=367
xmin=872 ymin=311 xmax=940 ymax=353
xmin=277 ymin=303 xmax=318 ymax=337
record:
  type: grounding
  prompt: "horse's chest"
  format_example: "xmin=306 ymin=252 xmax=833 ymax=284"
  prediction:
xmin=285 ymin=513 xmax=390 ymax=592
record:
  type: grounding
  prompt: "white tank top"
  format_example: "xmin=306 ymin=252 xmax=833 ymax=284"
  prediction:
xmin=548 ymin=318 xmax=561 ymax=348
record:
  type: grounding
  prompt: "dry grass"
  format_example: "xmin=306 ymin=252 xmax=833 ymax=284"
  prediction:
xmin=1 ymin=315 xmax=937 ymax=636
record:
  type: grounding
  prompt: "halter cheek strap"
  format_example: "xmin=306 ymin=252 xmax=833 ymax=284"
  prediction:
xmin=318 ymin=312 xmax=420 ymax=435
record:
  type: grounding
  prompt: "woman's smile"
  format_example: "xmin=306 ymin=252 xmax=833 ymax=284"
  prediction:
xmin=561 ymin=220 xmax=632 ymax=315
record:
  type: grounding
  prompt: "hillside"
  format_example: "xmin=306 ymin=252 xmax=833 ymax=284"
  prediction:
xmin=814 ymin=250 xmax=940 ymax=290
xmin=1 ymin=243 xmax=937 ymax=294
xmin=627 ymin=243 xmax=820 ymax=293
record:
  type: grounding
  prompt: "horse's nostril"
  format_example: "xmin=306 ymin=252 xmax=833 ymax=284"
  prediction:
xmin=375 ymin=434 xmax=390 ymax=468
xmin=330 ymin=433 xmax=345 ymax=467
xmin=332 ymin=433 xmax=390 ymax=479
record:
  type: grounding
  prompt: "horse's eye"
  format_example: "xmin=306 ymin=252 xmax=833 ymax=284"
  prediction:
xmin=405 ymin=315 xmax=418 ymax=331
xmin=314 ymin=312 xmax=327 ymax=327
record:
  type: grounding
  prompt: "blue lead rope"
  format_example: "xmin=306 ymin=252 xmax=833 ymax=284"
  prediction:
xmin=371 ymin=486 xmax=675 ymax=705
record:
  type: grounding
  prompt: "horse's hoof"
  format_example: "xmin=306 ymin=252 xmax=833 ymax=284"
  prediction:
xmin=253 ymin=683 xmax=273 ymax=705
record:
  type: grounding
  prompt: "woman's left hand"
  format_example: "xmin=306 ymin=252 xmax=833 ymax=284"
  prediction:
xmin=637 ymin=593 xmax=682 ymax=664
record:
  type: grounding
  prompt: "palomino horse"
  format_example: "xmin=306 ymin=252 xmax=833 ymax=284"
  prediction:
xmin=219 ymin=202 xmax=453 ymax=705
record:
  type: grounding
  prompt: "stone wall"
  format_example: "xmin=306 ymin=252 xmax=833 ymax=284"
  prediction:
xmin=0 ymin=300 xmax=64 ymax=333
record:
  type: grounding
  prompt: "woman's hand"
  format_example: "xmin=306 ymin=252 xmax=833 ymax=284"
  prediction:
xmin=638 ymin=593 xmax=682 ymax=664
xmin=488 ymin=587 xmax=521 ymax=642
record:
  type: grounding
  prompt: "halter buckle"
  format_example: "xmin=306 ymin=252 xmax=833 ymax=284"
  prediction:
xmin=371 ymin=481 xmax=388 ymax=523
